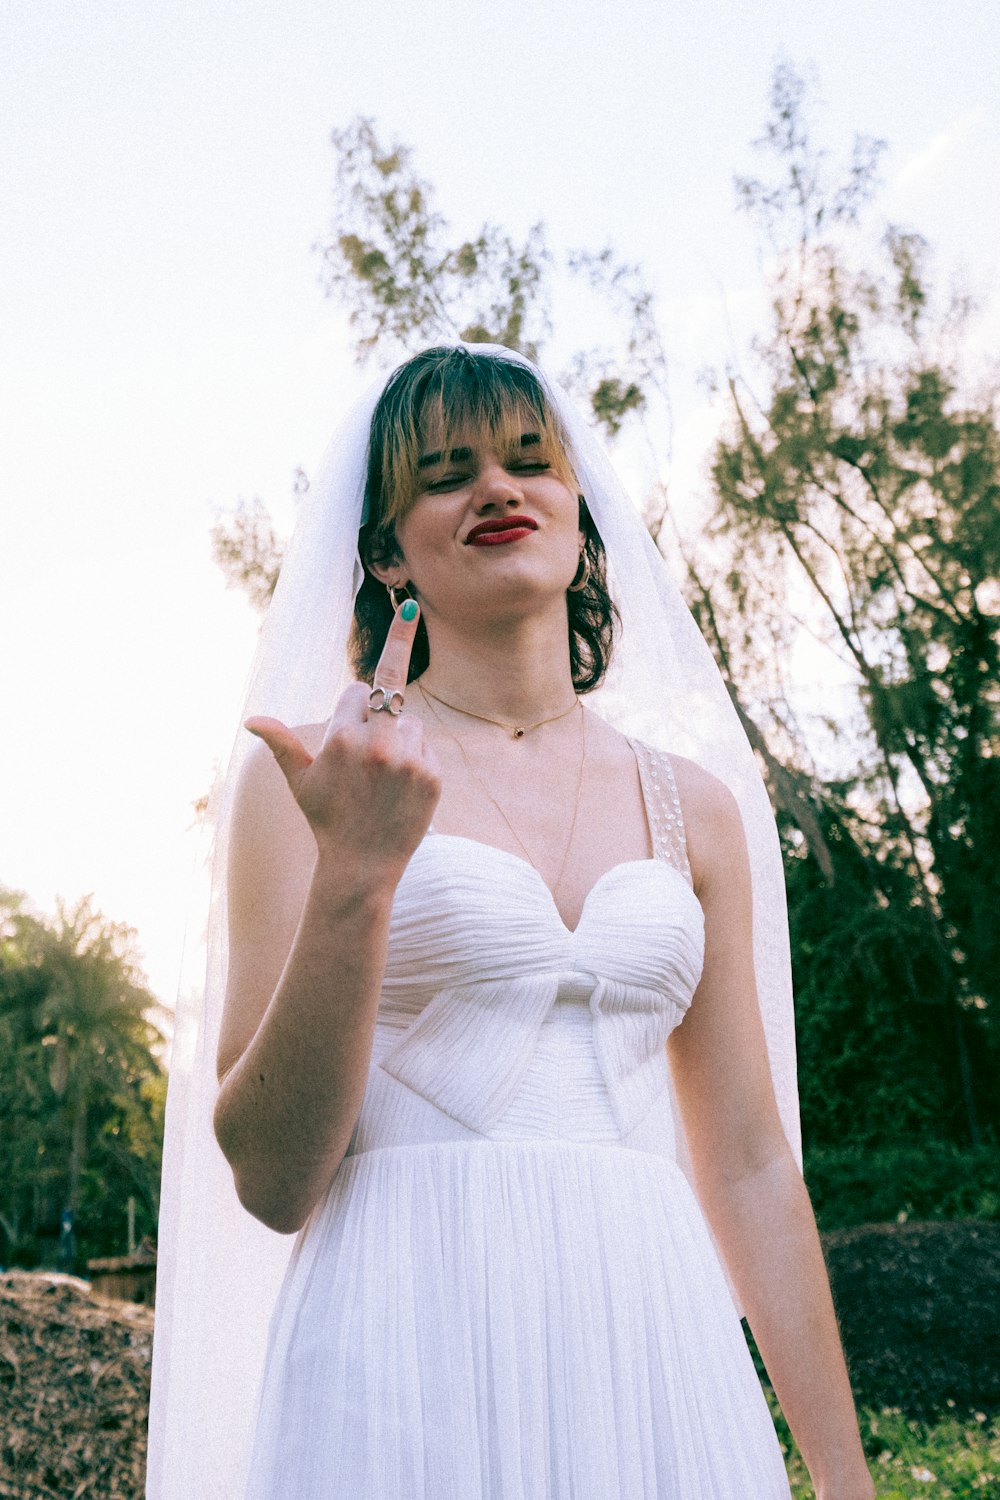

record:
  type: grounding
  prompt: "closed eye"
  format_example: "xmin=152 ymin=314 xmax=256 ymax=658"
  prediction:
xmin=423 ymin=459 xmax=550 ymax=491
xmin=424 ymin=474 xmax=471 ymax=491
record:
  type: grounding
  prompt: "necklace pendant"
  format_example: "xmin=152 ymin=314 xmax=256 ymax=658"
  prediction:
xmin=513 ymin=726 xmax=525 ymax=739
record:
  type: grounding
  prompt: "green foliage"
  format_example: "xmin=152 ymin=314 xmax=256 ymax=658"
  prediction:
xmin=804 ymin=1145 xmax=1000 ymax=1230
xmin=209 ymin=494 xmax=285 ymax=611
xmin=710 ymin=64 xmax=1000 ymax=1146
xmin=0 ymin=890 xmax=165 ymax=1269
xmin=781 ymin=801 xmax=999 ymax=1149
xmin=316 ymin=118 xmax=553 ymax=361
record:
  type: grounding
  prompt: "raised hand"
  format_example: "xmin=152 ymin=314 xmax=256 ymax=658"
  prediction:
xmin=245 ymin=601 xmax=440 ymax=884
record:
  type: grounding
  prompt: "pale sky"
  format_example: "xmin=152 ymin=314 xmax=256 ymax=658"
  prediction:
xmin=3 ymin=0 xmax=998 ymax=1007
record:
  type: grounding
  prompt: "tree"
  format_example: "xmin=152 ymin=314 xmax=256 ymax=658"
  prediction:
xmin=0 ymin=891 xmax=166 ymax=1267
xmin=705 ymin=63 xmax=999 ymax=1144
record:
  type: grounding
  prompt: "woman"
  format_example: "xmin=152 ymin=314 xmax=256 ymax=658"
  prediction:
xmin=147 ymin=345 xmax=874 ymax=1498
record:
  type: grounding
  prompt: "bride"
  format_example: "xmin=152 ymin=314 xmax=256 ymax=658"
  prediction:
xmin=148 ymin=345 xmax=874 ymax=1499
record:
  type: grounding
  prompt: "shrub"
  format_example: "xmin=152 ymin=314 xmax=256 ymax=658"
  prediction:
xmin=804 ymin=1143 xmax=1000 ymax=1230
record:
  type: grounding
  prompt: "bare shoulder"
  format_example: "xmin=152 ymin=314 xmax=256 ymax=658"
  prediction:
xmin=666 ymin=753 xmax=746 ymax=896
xmin=666 ymin=752 xmax=738 ymax=818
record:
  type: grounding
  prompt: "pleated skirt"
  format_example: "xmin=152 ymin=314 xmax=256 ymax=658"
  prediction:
xmin=244 ymin=1138 xmax=792 ymax=1499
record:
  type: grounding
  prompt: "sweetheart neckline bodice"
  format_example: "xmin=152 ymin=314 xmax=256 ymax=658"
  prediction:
xmin=419 ymin=831 xmax=700 ymax=938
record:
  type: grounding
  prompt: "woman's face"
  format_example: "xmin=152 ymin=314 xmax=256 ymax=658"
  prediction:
xmin=384 ymin=418 xmax=585 ymax=626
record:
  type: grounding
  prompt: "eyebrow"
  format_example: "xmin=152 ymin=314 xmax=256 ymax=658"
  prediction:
xmin=416 ymin=432 xmax=542 ymax=469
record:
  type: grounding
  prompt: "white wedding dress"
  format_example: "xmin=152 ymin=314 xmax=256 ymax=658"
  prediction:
xmin=243 ymin=741 xmax=792 ymax=1498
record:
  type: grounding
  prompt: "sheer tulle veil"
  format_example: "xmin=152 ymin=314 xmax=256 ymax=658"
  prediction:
xmin=146 ymin=342 xmax=801 ymax=1498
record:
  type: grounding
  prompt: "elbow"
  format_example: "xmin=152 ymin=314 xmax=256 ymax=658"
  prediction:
xmin=232 ymin=1171 xmax=310 ymax=1236
xmin=212 ymin=1087 xmax=334 ymax=1236
xmin=688 ymin=1127 xmax=796 ymax=1212
xmin=221 ymin=1134 xmax=316 ymax=1236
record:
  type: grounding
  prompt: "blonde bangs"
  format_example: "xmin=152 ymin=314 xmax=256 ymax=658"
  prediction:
xmin=370 ymin=354 xmax=578 ymax=536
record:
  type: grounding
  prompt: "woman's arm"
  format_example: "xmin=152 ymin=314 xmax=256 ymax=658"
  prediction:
xmin=668 ymin=762 xmax=874 ymax=1500
xmin=212 ymin=737 xmax=397 ymax=1233
xmin=213 ymin=607 xmax=439 ymax=1234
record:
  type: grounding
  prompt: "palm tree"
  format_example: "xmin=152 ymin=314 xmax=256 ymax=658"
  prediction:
xmin=0 ymin=890 xmax=165 ymax=1264
xmin=34 ymin=898 xmax=164 ymax=1218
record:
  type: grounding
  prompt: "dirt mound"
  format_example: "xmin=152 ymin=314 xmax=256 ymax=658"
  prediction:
xmin=824 ymin=1220 xmax=1000 ymax=1420
xmin=0 ymin=1271 xmax=151 ymax=1499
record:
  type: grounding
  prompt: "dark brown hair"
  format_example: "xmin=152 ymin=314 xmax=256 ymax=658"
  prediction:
xmin=351 ymin=346 xmax=618 ymax=690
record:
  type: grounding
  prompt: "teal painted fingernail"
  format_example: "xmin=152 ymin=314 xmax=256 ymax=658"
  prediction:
xmin=400 ymin=599 xmax=418 ymax=621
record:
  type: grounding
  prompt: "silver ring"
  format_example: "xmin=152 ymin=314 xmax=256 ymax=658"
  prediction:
xmin=368 ymin=685 xmax=405 ymax=716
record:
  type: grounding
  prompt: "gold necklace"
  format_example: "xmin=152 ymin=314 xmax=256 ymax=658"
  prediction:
xmin=416 ymin=681 xmax=581 ymax=740
xmin=418 ymin=684 xmax=587 ymax=898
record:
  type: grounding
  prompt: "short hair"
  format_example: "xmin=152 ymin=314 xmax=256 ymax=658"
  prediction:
xmin=351 ymin=346 xmax=618 ymax=691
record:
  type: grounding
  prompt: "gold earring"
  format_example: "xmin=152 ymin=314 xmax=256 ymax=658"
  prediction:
xmin=387 ymin=582 xmax=413 ymax=611
xmin=567 ymin=553 xmax=591 ymax=592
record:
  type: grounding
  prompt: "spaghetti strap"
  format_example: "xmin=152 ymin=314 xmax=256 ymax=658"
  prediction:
xmin=629 ymin=737 xmax=693 ymax=888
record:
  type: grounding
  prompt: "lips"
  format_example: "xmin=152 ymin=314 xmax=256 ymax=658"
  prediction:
xmin=465 ymin=517 xmax=539 ymax=546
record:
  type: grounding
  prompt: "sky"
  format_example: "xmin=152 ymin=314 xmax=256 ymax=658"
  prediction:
xmin=3 ymin=0 xmax=998 ymax=1008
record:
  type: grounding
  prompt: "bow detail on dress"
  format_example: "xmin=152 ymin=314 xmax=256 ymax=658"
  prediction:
xmin=378 ymin=958 xmax=702 ymax=1140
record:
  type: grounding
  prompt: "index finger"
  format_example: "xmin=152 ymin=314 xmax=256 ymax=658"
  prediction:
xmin=373 ymin=598 xmax=420 ymax=695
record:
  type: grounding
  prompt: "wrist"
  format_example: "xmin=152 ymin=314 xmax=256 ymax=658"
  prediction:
xmin=311 ymin=840 xmax=406 ymax=894
xmin=814 ymin=1462 xmax=876 ymax=1500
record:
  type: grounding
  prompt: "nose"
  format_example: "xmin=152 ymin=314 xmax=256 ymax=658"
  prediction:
xmin=472 ymin=460 xmax=524 ymax=512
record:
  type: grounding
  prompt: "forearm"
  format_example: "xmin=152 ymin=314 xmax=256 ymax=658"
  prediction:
xmin=214 ymin=858 xmax=395 ymax=1233
xmin=698 ymin=1150 xmax=874 ymax=1497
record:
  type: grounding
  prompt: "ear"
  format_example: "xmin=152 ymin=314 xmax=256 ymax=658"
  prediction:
xmin=367 ymin=555 xmax=403 ymax=588
xmin=363 ymin=530 xmax=406 ymax=586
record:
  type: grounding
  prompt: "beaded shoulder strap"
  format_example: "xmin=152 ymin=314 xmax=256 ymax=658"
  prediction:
xmin=629 ymin=738 xmax=693 ymax=887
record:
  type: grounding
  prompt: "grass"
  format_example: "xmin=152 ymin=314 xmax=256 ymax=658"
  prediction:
xmin=762 ymin=1389 xmax=1000 ymax=1498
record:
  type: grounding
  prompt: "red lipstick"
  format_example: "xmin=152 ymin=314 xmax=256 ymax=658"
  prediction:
xmin=465 ymin=517 xmax=538 ymax=546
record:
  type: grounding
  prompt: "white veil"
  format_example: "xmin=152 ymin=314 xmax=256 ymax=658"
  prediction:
xmin=146 ymin=343 xmax=801 ymax=1499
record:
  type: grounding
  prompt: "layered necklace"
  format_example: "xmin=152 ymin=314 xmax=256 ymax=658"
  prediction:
xmin=416 ymin=680 xmax=587 ymax=897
